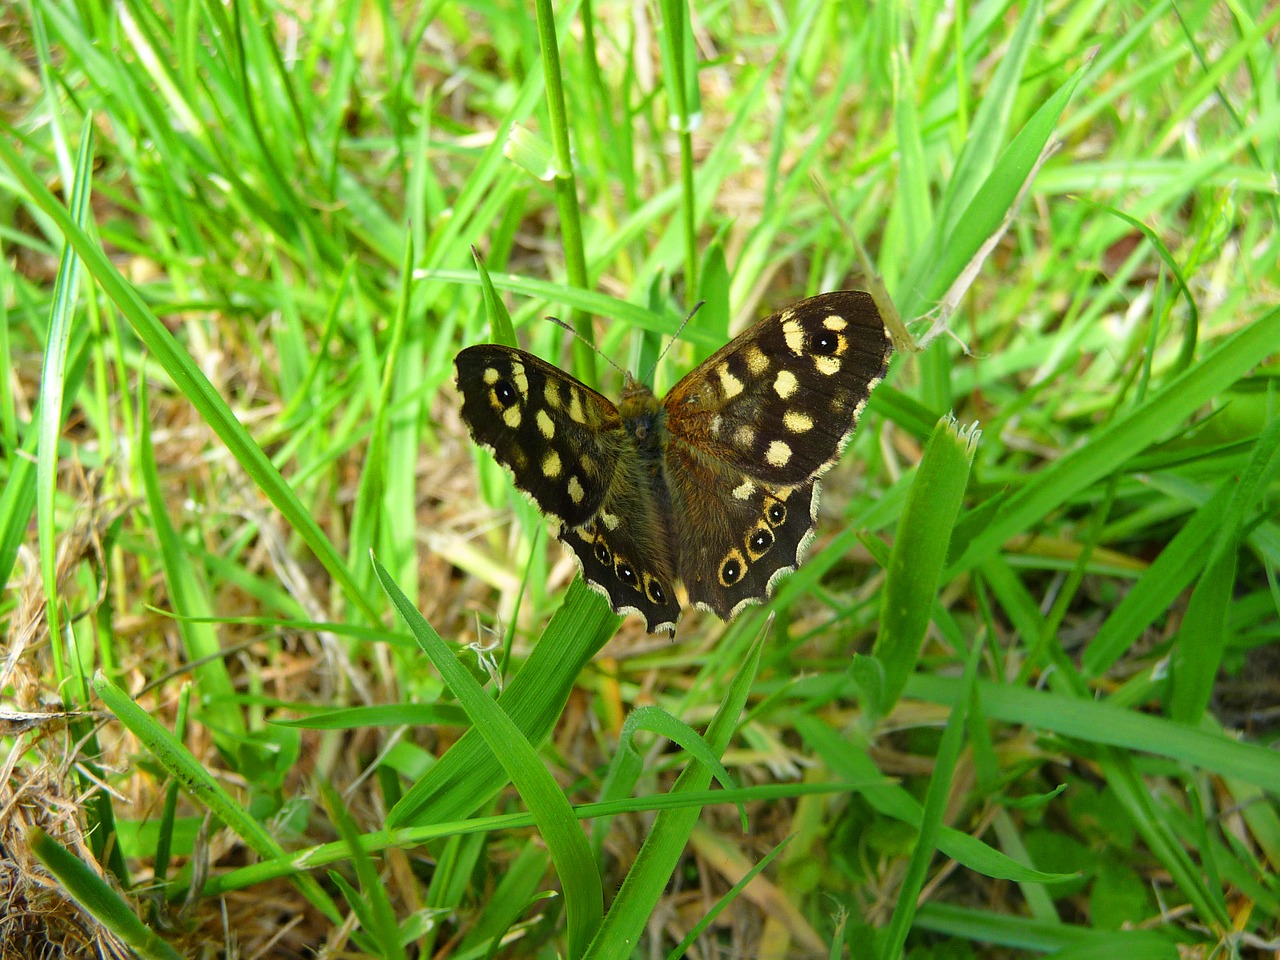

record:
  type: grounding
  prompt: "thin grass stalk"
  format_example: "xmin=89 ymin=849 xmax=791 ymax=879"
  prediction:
xmin=532 ymin=0 xmax=596 ymax=385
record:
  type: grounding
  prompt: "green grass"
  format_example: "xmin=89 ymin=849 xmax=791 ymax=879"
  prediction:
xmin=2 ymin=1 xmax=1278 ymax=958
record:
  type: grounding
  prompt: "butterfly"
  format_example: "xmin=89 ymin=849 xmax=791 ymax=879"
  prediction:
xmin=454 ymin=290 xmax=892 ymax=634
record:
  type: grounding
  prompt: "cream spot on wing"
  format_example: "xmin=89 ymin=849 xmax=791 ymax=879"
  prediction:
xmin=542 ymin=450 xmax=562 ymax=477
xmin=545 ymin=380 xmax=561 ymax=409
xmin=710 ymin=415 xmax=722 ymax=437
xmin=600 ymin=512 xmax=620 ymax=530
xmin=568 ymin=387 xmax=586 ymax=423
xmin=782 ymin=319 xmax=805 ymax=355
xmin=502 ymin=406 xmax=522 ymax=429
xmin=483 ymin=367 xmax=500 ymax=385
xmin=774 ymin=370 xmax=798 ymax=399
xmin=732 ymin=478 xmax=755 ymax=500
xmin=823 ymin=315 xmax=848 ymax=331
xmin=536 ymin=409 xmax=555 ymax=439
xmin=783 ymin=410 xmax=813 ymax=433
xmin=733 ymin=425 xmax=756 ymax=449
xmin=580 ymin=453 xmax=596 ymax=477
xmin=766 ymin=440 xmax=792 ymax=467
xmin=745 ymin=345 xmax=769 ymax=375
xmin=510 ymin=361 xmax=528 ymax=394
xmin=717 ymin=362 xmax=744 ymax=399
xmin=567 ymin=475 xmax=585 ymax=504
xmin=674 ymin=580 xmax=691 ymax=607
xmin=814 ymin=356 xmax=841 ymax=376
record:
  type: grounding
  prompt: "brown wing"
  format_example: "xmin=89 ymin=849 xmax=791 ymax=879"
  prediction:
xmin=664 ymin=436 xmax=820 ymax=620
xmin=455 ymin=345 xmax=621 ymax=528
xmin=455 ymin=345 xmax=681 ymax=632
xmin=662 ymin=291 xmax=890 ymax=487
xmin=660 ymin=291 xmax=891 ymax=619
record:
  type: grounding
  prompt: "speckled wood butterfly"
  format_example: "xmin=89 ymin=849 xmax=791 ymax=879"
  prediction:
xmin=455 ymin=290 xmax=892 ymax=634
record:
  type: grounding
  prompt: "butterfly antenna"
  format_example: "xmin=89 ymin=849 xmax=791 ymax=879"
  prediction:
xmin=546 ymin=315 xmax=627 ymax=378
xmin=642 ymin=300 xmax=705 ymax=385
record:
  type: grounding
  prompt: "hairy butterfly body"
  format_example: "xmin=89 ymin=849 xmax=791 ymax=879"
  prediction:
xmin=454 ymin=290 xmax=892 ymax=634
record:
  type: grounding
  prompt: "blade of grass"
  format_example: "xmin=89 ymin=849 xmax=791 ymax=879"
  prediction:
xmin=532 ymin=0 xmax=595 ymax=384
xmin=321 ymin=781 xmax=408 ymax=960
xmin=37 ymin=114 xmax=93 ymax=702
xmin=871 ymin=415 xmax=979 ymax=720
xmin=373 ymin=554 xmax=604 ymax=958
xmin=907 ymin=674 xmax=1280 ymax=793
xmin=137 ymin=374 xmax=245 ymax=747
xmin=880 ymin=638 xmax=984 ymax=960
xmin=28 ymin=828 xmax=183 ymax=960
xmin=584 ymin=623 xmax=766 ymax=958
xmin=948 ymin=306 xmax=1280 ymax=578
xmin=387 ymin=579 xmax=618 ymax=827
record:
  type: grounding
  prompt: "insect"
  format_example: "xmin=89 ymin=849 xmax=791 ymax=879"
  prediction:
xmin=454 ymin=291 xmax=892 ymax=633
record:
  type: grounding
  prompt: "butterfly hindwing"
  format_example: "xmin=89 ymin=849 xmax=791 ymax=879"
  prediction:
xmin=455 ymin=345 xmax=623 ymax=528
xmin=665 ymin=437 xmax=820 ymax=620
xmin=662 ymin=291 xmax=890 ymax=487
xmin=560 ymin=470 xmax=682 ymax=633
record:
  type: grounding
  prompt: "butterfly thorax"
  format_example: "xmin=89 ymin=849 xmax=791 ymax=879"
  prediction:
xmin=618 ymin=375 xmax=668 ymax=453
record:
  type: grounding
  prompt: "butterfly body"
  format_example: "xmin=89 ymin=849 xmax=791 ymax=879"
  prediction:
xmin=455 ymin=291 xmax=891 ymax=633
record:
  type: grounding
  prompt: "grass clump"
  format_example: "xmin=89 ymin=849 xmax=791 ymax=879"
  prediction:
xmin=1 ymin=1 xmax=1277 ymax=958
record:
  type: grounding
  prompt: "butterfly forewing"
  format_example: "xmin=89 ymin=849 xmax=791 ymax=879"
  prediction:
xmin=455 ymin=345 xmax=623 ymax=528
xmin=662 ymin=291 xmax=890 ymax=487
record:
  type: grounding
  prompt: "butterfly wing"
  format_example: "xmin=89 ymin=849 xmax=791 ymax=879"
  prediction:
xmin=660 ymin=291 xmax=891 ymax=618
xmin=556 ymin=458 xmax=683 ymax=633
xmin=664 ymin=443 xmax=821 ymax=621
xmin=455 ymin=345 xmax=681 ymax=632
xmin=663 ymin=291 xmax=891 ymax=486
xmin=455 ymin=345 xmax=620 ymax=528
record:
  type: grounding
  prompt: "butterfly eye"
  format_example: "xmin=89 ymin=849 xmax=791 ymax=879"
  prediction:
xmin=767 ymin=502 xmax=786 ymax=526
xmin=719 ymin=552 xmax=745 ymax=586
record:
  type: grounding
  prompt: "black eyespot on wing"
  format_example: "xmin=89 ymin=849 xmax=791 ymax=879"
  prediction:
xmin=720 ymin=556 xmax=743 ymax=585
xmin=616 ymin=561 xmax=637 ymax=587
xmin=494 ymin=379 xmax=517 ymax=406
xmin=594 ymin=542 xmax=611 ymax=565
xmin=749 ymin=528 xmax=773 ymax=552
xmin=767 ymin=501 xmax=786 ymax=526
xmin=812 ymin=332 xmax=839 ymax=355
